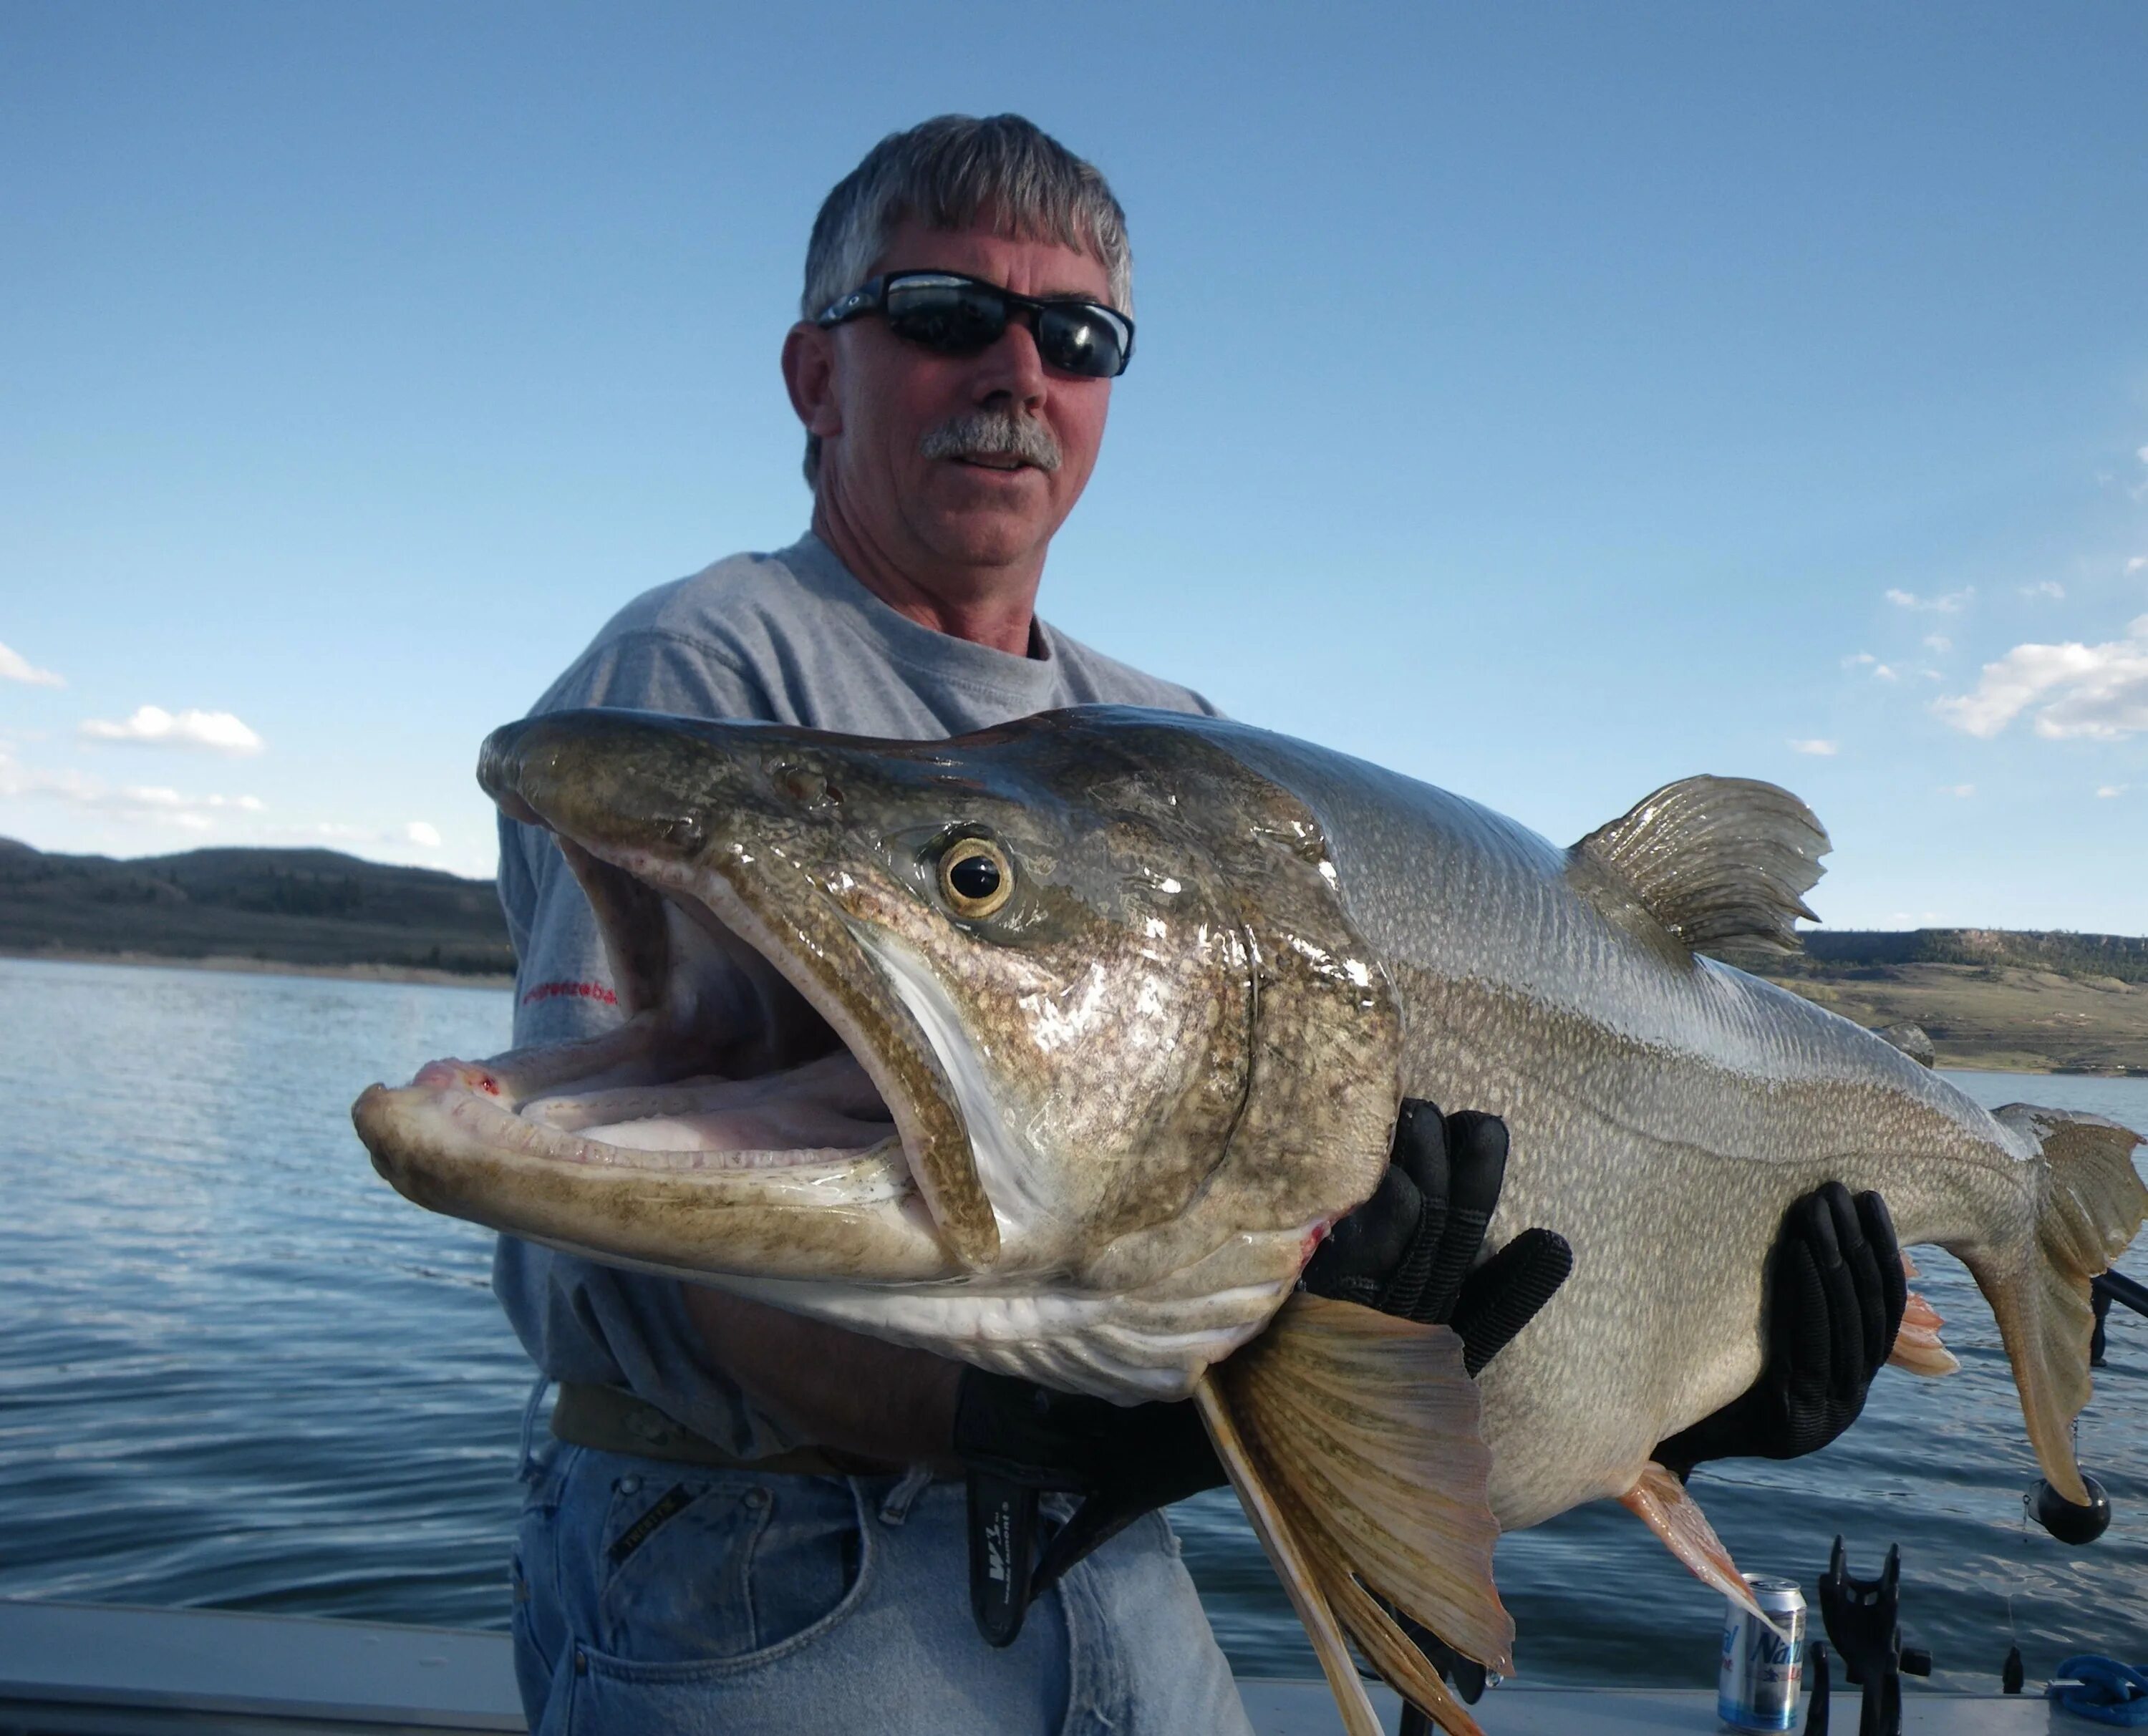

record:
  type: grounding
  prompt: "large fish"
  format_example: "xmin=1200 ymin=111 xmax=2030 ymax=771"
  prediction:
xmin=354 ymin=706 xmax=2144 ymax=1735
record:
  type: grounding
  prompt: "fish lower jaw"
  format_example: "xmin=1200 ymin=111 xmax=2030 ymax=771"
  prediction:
xmin=523 ymin=1048 xmax=904 ymax=1169
xmin=361 ymin=1072 xmax=915 ymax=1189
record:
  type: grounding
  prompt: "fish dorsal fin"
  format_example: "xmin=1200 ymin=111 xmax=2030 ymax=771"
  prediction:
xmin=1571 ymin=775 xmax=1829 ymax=956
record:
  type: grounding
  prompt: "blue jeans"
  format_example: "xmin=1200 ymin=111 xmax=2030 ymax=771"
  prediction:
xmin=510 ymin=1391 xmax=1253 ymax=1735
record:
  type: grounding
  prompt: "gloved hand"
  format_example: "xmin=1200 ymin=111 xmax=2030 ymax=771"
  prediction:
xmin=1300 ymin=1101 xmax=1573 ymax=1372
xmin=954 ymin=1100 xmax=1572 ymax=1647
xmin=1653 ymin=1181 xmax=1906 ymax=1480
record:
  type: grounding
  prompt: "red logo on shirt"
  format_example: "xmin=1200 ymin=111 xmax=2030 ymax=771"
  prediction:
xmin=521 ymin=979 xmax=619 ymax=1007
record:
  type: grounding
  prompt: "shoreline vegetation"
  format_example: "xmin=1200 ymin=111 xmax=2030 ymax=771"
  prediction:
xmin=1 ymin=836 xmax=515 ymax=984
xmin=6 ymin=838 xmax=2145 ymax=1072
xmin=0 ymin=946 xmax=514 ymax=991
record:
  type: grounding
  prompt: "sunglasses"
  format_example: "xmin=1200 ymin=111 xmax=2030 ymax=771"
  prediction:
xmin=813 ymin=271 xmax=1134 ymax=379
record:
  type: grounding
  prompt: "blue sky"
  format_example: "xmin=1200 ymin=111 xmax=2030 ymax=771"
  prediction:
xmin=4 ymin=4 xmax=2145 ymax=931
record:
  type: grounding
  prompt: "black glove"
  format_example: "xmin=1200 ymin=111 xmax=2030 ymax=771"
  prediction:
xmin=1654 ymin=1181 xmax=1906 ymax=1480
xmin=1300 ymin=1101 xmax=1573 ymax=1373
xmin=954 ymin=1374 xmax=1221 ymax=1645
xmin=954 ymin=1099 xmax=1572 ymax=1647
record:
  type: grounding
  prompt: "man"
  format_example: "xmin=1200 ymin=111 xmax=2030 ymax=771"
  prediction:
xmin=498 ymin=115 xmax=1903 ymax=1736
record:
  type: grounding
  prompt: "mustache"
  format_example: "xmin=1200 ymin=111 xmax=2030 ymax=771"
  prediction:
xmin=919 ymin=409 xmax=1062 ymax=473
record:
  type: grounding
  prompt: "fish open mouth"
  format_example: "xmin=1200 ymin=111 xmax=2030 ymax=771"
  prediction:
xmin=351 ymin=712 xmax=998 ymax=1281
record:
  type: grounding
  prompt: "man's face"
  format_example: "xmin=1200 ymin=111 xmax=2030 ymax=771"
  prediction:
xmin=795 ymin=215 xmax=1118 ymax=578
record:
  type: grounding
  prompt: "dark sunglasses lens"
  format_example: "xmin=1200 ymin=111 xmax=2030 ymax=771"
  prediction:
xmin=883 ymin=281 xmax=1007 ymax=354
xmin=1036 ymin=307 xmax=1126 ymax=378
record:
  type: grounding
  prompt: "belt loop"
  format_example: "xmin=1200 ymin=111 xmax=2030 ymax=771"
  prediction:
xmin=518 ymin=1373 xmax=554 ymax=1480
xmin=878 ymin=1464 xmax=935 ymax=1527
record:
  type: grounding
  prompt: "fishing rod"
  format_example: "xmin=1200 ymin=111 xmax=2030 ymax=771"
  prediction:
xmin=2091 ymin=1269 xmax=2148 ymax=1368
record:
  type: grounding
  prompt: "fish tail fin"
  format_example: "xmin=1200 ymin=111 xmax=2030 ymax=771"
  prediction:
xmin=1209 ymin=1292 xmax=1513 ymax=1730
xmin=1969 ymin=1107 xmax=2146 ymax=1505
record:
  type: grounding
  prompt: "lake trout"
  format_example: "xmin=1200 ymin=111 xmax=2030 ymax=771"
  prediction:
xmin=353 ymin=705 xmax=2144 ymax=1735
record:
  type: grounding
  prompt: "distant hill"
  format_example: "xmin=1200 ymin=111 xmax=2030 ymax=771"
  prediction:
xmin=1792 ymin=928 xmax=2148 ymax=985
xmin=1756 ymin=927 xmax=2148 ymax=1074
xmin=0 ymin=838 xmax=514 ymax=977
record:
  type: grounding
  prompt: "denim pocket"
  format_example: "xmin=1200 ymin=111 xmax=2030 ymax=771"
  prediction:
xmin=593 ymin=1472 xmax=870 ymax=1669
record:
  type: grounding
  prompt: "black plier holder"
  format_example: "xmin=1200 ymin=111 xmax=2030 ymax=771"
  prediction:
xmin=1806 ymin=1536 xmax=1931 ymax=1736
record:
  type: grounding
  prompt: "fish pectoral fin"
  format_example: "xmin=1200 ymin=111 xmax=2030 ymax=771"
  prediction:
xmin=1216 ymin=1293 xmax=1514 ymax=1697
xmin=1319 ymin=1563 xmax=1488 ymax=1736
xmin=1619 ymin=1462 xmax=1788 ymax=1638
xmin=1193 ymin=1375 xmax=1390 ymax=1736
xmin=1888 ymin=1286 xmax=1960 ymax=1377
xmin=1569 ymin=775 xmax=1829 ymax=956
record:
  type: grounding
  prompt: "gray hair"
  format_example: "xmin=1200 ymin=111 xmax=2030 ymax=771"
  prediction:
xmin=798 ymin=114 xmax=1133 ymax=488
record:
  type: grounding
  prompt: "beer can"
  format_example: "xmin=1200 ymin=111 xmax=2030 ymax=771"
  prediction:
xmin=1718 ymin=1575 xmax=1806 ymax=1732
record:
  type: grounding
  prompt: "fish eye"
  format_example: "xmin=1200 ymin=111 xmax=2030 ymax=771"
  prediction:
xmin=937 ymin=837 xmax=1012 ymax=920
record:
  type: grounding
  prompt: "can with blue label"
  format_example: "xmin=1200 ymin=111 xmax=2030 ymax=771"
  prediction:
xmin=1718 ymin=1575 xmax=1806 ymax=1731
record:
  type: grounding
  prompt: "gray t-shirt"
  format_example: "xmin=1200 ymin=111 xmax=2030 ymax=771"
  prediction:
xmin=493 ymin=531 xmax=1219 ymax=1456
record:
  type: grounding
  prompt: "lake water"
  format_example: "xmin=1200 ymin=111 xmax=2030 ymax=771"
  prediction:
xmin=2 ymin=956 xmax=2144 ymax=1694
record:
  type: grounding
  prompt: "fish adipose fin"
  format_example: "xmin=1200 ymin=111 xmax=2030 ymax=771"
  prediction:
xmin=1207 ymin=1294 xmax=1511 ymax=1735
xmin=1619 ymin=1462 xmax=1787 ymax=1636
xmin=1972 ymin=1107 xmax=2148 ymax=1505
xmin=1571 ymin=775 xmax=1830 ymax=956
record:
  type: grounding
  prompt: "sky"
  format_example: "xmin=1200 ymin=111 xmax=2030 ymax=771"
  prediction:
xmin=4 ymin=3 xmax=2146 ymax=932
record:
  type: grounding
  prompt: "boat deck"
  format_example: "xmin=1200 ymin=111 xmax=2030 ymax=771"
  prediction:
xmin=0 ymin=1599 xmax=2059 ymax=1734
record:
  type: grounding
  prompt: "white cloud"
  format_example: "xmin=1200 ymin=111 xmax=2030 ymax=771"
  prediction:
xmin=1924 ymin=634 xmax=1952 ymax=654
xmin=2129 ymin=556 xmax=2147 ymax=575
xmin=404 ymin=820 xmax=442 ymax=848
xmin=1941 ymin=784 xmax=1976 ymax=797
xmin=1789 ymin=739 xmax=1839 ymax=756
xmin=2096 ymin=785 xmax=2126 ymax=798
xmin=1932 ymin=615 xmax=2148 ymax=741
xmin=1886 ymin=587 xmax=1973 ymax=614
xmin=1842 ymin=652 xmax=1900 ymax=680
xmin=0 ymin=641 xmax=64 ymax=687
xmin=80 ymin=705 xmax=264 ymax=755
xmin=0 ymin=752 xmax=265 ymax=833
xmin=2021 ymin=581 xmax=2065 ymax=600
